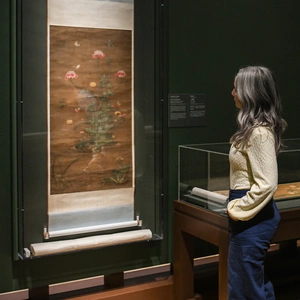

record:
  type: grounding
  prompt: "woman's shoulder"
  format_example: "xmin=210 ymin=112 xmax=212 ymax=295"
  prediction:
xmin=252 ymin=125 xmax=271 ymax=135
xmin=249 ymin=126 xmax=274 ymax=145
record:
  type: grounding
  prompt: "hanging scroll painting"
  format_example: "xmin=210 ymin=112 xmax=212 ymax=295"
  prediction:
xmin=47 ymin=0 xmax=134 ymax=236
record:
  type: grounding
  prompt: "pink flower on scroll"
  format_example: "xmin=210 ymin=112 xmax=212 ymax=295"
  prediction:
xmin=92 ymin=50 xmax=106 ymax=59
xmin=65 ymin=71 xmax=78 ymax=80
xmin=115 ymin=70 xmax=126 ymax=78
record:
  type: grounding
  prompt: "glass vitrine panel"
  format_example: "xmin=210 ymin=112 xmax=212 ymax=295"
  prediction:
xmin=15 ymin=0 xmax=163 ymax=259
xmin=179 ymin=139 xmax=300 ymax=214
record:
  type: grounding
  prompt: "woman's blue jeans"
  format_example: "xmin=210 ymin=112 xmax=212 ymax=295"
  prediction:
xmin=228 ymin=189 xmax=281 ymax=300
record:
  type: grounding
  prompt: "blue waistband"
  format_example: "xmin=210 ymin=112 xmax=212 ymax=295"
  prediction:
xmin=228 ymin=189 xmax=276 ymax=231
xmin=229 ymin=189 xmax=249 ymax=201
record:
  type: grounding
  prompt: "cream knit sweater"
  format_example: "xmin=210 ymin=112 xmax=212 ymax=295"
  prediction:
xmin=227 ymin=126 xmax=278 ymax=221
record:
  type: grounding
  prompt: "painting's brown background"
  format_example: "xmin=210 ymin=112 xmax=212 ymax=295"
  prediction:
xmin=49 ymin=26 xmax=132 ymax=195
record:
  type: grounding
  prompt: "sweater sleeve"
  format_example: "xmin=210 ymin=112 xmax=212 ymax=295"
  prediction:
xmin=227 ymin=128 xmax=278 ymax=221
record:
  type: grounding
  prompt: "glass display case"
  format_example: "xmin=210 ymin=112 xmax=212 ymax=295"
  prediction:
xmin=14 ymin=0 xmax=164 ymax=260
xmin=178 ymin=139 xmax=300 ymax=214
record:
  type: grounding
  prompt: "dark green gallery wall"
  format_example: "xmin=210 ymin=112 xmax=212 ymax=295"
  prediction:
xmin=167 ymin=0 xmax=300 ymax=255
xmin=1 ymin=0 xmax=300 ymax=294
xmin=0 ymin=0 xmax=14 ymax=292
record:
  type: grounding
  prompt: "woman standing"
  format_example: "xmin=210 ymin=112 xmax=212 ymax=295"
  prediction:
xmin=227 ymin=66 xmax=287 ymax=299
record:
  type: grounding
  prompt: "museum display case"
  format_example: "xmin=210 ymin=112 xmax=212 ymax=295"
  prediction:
xmin=178 ymin=139 xmax=300 ymax=213
xmin=14 ymin=0 xmax=164 ymax=260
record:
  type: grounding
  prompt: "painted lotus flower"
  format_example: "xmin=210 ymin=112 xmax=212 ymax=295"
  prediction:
xmin=92 ymin=50 xmax=106 ymax=59
xmin=65 ymin=71 xmax=78 ymax=80
xmin=115 ymin=70 xmax=126 ymax=78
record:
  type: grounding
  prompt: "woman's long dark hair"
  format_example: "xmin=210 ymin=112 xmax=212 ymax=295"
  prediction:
xmin=230 ymin=66 xmax=287 ymax=154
